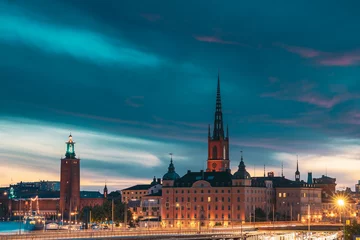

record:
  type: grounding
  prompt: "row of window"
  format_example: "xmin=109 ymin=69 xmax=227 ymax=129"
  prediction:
xmin=167 ymin=188 xmax=269 ymax=195
xmin=168 ymin=196 xmax=269 ymax=203
xmin=165 ymin=213 xmax=241 ymax=220
xmin=123 ymin=191 xmax=148 ymax=195
xmin=278 ymin=192 xmax=320 ymax=198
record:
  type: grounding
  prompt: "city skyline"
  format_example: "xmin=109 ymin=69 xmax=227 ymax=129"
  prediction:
xmin=2 ymin=0 xmax=360 ymax=192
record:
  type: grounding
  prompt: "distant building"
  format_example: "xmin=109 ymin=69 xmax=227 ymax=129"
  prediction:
xmin=38 ymin=181 xmax=60 ymax=191
xmin=139 ymin=190 xmax=162 ymax=228
xmin=121 ymin=177 xmax=162 ymax=203
xmin=355 ymin=181 xmax=360 ymax=193
xmin=313 ymin=175 xmax=337 ymax=198
xmin=121 ymin=177 xmax=162 ymax=221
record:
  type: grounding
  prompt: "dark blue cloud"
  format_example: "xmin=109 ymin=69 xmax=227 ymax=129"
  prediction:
xmin=1 ymin=0 xmax=360 ymax=191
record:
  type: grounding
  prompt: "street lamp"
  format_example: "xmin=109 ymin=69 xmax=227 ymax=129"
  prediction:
xmin=337 ymin=198 xmax=346 ymax=239
xmin=175 ymin=203 xmax=181 ymax=233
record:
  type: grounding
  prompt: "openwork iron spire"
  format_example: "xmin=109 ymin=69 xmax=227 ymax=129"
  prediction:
xmin=213 ymin=73 xmax=224 ymax=139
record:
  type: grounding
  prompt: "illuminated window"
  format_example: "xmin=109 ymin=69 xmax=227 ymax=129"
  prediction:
xmin=279 ymin=193 xmax=282 ymax=197
xmin=283 ymin=193 xmax=287 ymax=197
xmin=208 ymin=197 xmax=211 ymax=202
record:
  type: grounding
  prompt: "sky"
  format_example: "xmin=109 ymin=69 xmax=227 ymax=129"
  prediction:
xmin=1 ymin=0 xmax=360 ymax=192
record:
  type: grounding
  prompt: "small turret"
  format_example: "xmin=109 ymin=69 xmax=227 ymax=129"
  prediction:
xmin=162 ymin=153 xmax=180 ymax=180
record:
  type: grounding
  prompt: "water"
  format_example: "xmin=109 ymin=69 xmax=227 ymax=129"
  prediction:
xmin=0 ymin=222 xmax=26 ymax=234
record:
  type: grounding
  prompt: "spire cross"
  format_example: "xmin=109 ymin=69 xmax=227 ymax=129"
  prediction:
xmin=169 ymin=153 xmax=173 ymax=162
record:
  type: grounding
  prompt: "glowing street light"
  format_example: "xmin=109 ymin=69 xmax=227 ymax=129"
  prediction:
xmin=337 ymin=199 xmax=345 ymax=207
xmin=335 ymin=197 xmax=346 ymax=239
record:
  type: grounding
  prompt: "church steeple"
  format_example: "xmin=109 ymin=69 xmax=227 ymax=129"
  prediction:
xmin=65 ymin=133 xmax=76 ymax=159
xmin=295 ymin=155 xmax=300 ymax=182
xmin=103 ymin=182 xmax=108 ymax=199
xmin=206 ymin=73 xmax=230 ymax=172
xmin=162 ymin=153 xmax=180 ymax=180
xmin=213 ymin=73 xmax=224 ymax=140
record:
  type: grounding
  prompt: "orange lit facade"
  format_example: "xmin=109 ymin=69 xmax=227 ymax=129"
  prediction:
xmin=158 ymin=75 xmax=324 ymax=228
xmin=161 ymin=169 xmax=275 ymax=228
xmin=206 ymin=74 xmax=230 ymax=173
xmin=275 ymin=185 xmax=322 ymax=222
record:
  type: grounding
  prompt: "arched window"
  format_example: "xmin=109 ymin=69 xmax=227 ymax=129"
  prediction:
xmin=212 ymin=146 xmax=217 ymax=159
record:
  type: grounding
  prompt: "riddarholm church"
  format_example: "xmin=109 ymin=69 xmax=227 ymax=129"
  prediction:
xmin=124 ymin=74 xmax=328 ymax=229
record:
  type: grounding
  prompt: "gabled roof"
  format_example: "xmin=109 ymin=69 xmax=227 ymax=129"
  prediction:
xmin=172 ymin=171 xmax=233 ymax=188
xmin=122 ymin=184 xmax=152 ymax=191
xmin=80 ymin=191 xmax=103 ymax=199
xmin=252 ymin=177 xmax=317 ymax=188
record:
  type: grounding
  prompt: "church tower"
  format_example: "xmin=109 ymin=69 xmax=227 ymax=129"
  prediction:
xmin=206 ymin=74 xmax=230 ymax=172
xmin=60 ymin=134 xmax=80 ymax=220
xmin=103 ymin=183 xmax=108 ymax=199
xmin=295 ymin=156 xmax=300 ymax=182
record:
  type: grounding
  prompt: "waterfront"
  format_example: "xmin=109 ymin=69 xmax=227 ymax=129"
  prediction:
xmin=0 ymin=222 xmax=28 ymax=234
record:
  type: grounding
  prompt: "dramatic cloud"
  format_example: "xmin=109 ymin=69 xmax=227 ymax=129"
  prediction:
xmin=0 ymin=14 xmax=161 ymax=67
xmin=276 ymin=42 xmax=360 ymax=66
xmin=317 ymin=51 xmax=360 ymax=66
xmin=3 ymin=0 xmax=360 ymax=191
xmin=194 ymin=36 xmax=247 ymax=46
xmin=0 ymin=117 xmax=170 ymax=186
xmin=261 ymin=80 xmax=359 ymax=108
xmin=275 ymin=43 xmax=321 ymax=58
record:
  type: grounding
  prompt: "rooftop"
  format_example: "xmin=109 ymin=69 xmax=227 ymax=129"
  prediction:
xmin=172 ymin=171 xmax=233 ymax=188
xmin=122 ymin=184 xmax=152 ymax=191
xmin=80 ymin=191 xmax=103 ymax=199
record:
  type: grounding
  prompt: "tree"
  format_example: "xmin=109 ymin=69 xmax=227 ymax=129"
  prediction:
xmin=345 ymin=220 xmax=360 ymax=240
xmin=78 ymin=199 xmax=132 ymax=223
xmin=268 ymin=210 xmax=281 ymax=221
xmin=255 ymin=208 xmax=266 ymax=222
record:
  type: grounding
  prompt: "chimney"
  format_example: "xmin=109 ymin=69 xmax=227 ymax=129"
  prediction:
xmin=187 ymin=170 xmax=191 ymax=174
xmin=157 ymin=178 xmax=161 ymax=184
xmin=307 ymin=172 xmax=313 ymax=184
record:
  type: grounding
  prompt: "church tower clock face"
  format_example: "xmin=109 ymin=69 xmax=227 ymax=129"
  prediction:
xmin=212 ymin=163 xmax=217 ymax=169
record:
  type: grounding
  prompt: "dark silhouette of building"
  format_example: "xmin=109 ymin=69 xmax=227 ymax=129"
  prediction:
xmin=60 ymin=134 xmax=80 ymax=220
xmin=104 ymin=184 xmax=108 ymax=199
xmin=206 ymin=74 xmax=230 ymax=172
xmin=307 ymin=172 xmax=313 ymax=184
xmin=295 ymin=159 xmax=300 ymax=182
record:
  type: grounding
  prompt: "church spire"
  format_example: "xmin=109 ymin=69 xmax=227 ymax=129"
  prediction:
xmin=226 ymin=124 xmax=229 ymax=139
xmin=213 ymin=73 xmax=224 ymax=139
xmin=208 ymin=124 xmax=211 ymax=138
xmin=295 ymin=155 xmax=300 ymax=181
